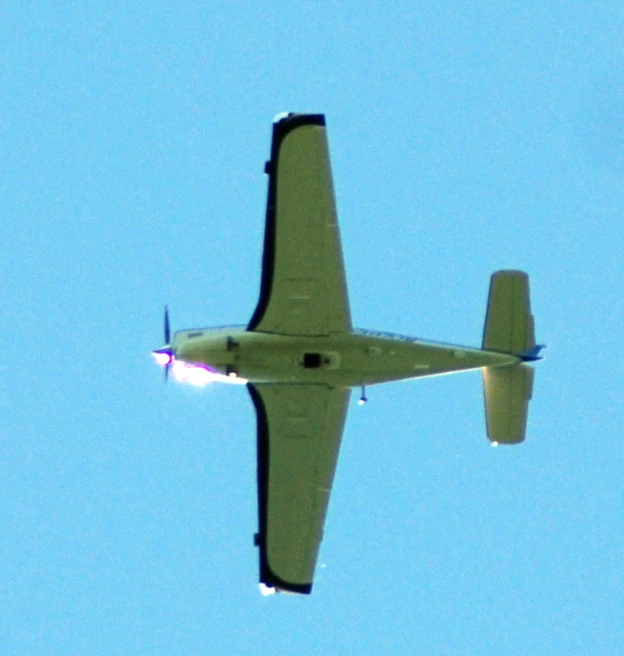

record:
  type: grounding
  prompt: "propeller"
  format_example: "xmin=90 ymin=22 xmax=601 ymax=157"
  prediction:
xmin=164 ymin=305 xmax=170 ymax=345
xmin=152 ymin=305 xmax=174 ymax=382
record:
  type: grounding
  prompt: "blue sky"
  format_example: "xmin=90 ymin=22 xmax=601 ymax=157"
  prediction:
xmin=2 ymin=2 xmax=623 ymax=654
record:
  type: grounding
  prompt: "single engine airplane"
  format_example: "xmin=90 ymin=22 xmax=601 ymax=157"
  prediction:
xmin=152 ymin=113 xmax=542 ymax=595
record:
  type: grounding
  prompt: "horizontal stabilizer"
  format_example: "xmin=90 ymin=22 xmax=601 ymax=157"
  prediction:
xmin=481 ymin=270 xmax=540 ymax=444
xmin=483 ymin=270 xmax=535 ymax=355
xmin=482 ymin=364 xmax=534 ymax=444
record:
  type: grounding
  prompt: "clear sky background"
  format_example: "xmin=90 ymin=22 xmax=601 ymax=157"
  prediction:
xmin=2 ymin=2 xmax=623 ymax=654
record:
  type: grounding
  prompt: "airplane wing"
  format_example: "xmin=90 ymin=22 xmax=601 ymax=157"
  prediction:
xmin=248 ymin=382 xmax=351 ymax=594
xmin=248 ymin=113 xmax=352 ymax=335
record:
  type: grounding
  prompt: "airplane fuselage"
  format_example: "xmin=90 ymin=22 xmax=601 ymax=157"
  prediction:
xmin=171 ymin=326 xmax=519 ymax=388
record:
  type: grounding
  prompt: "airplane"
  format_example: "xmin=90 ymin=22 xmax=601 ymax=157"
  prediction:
xmin=152 ymin=112 xmax=543 ymax=595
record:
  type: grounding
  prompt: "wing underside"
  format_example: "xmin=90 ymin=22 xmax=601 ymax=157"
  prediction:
xmin=248 ymin=382 xmax=351 ymax=594
xmin=248 ymin=113 xmax=352 ymax=336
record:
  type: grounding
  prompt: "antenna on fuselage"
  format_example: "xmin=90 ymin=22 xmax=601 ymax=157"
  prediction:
xmin=358 ymin=386 xmax=367 ymax=405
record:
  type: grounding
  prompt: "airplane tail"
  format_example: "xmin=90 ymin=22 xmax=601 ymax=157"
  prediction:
xmin=481 ymin=270 xmax=542 ymax=445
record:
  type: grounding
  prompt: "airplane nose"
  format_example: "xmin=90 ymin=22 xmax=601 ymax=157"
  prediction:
xmin=152 ymin=345 xmax=173 ymax=366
